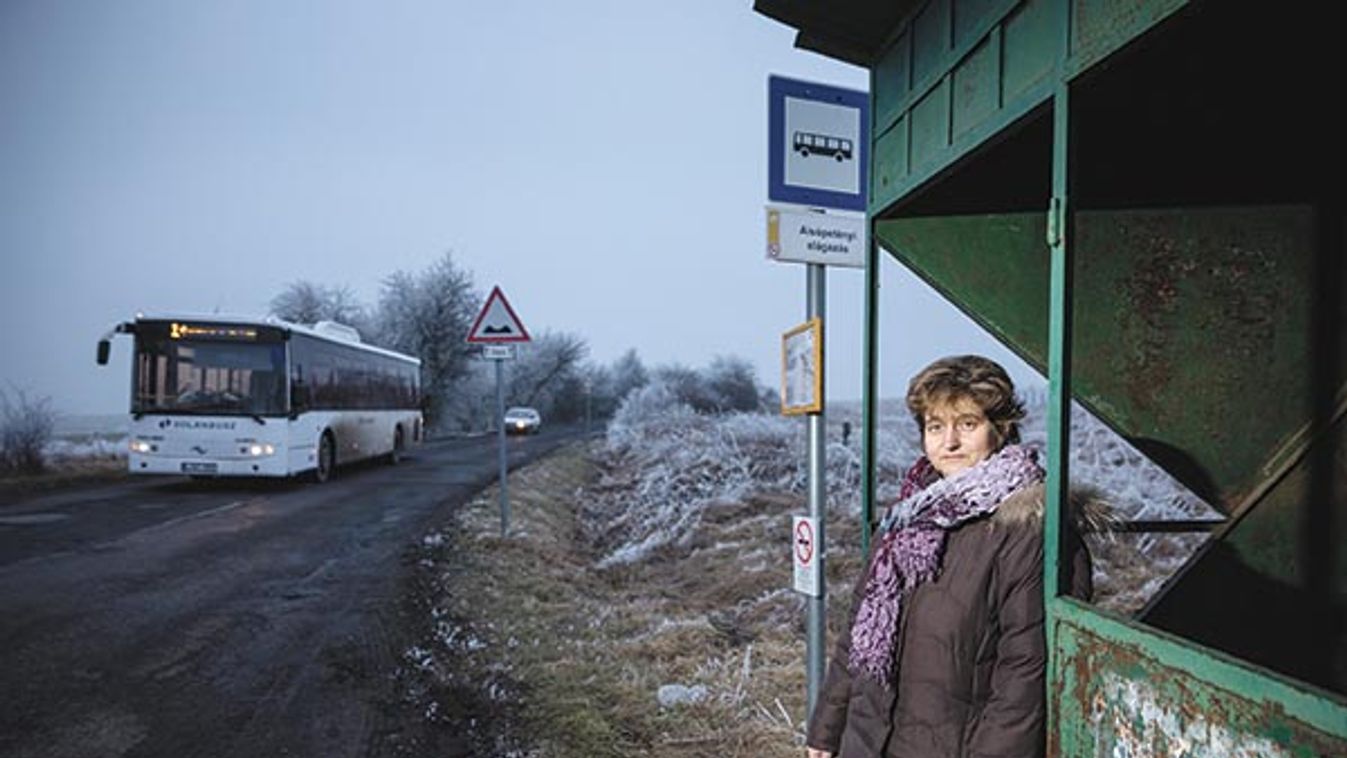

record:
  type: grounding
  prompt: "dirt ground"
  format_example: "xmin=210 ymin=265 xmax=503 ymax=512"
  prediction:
xmin=396 ymin=440 xmax=1191 ymax=757
xmin=399 ymin=442 xmax=842 ymax=757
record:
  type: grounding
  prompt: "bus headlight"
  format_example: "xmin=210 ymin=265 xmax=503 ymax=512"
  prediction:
xmin=130 ymin=439 xmax=153 ymax=454
xmin=246 ymin=444 xmax=275 ymax=457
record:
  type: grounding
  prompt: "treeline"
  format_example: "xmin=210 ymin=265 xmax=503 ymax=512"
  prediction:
xmin=269 ymin=252 xmax=770 ymax=433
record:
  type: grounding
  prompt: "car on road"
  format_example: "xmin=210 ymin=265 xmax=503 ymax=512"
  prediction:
xmin=504 ymin=406 xmax=542 ymax=435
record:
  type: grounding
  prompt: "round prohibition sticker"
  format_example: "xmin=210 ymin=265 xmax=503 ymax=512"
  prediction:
xmin=794 ymin=519 xmax=815 ymax=565
xmin=792 ymin=515 xmax=820 ymax=597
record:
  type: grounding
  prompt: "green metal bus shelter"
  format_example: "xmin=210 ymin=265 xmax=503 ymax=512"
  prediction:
xmin=756 ymin=0 xmax=1345 ymax=753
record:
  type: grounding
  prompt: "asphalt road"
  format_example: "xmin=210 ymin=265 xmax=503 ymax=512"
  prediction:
xmin=0 ymin=426 xmax=584 ymax=758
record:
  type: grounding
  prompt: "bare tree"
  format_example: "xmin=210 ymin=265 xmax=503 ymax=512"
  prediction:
xmin=371 ymin=253 xmax=480 ymax=427
xmin=1 ymin=387 xmax=56 ymax=474
xmin=653 ymin=363 xmax=720 ymax=413
xmin=610 ymin=348 xmax=649 ymax=404
xmin=269 ymin=281 xmax=368 ymax=332
xmin=580 ymin=362 xmax=616 ymax=421
xmin=506 ymin=331 xmax=588 ymax=410
xmin=705 ymin=355 xmax=762 ymax=413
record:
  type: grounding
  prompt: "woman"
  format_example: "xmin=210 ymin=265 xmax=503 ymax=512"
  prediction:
xmin=805 ymin=355 xmax=1093 ymax=758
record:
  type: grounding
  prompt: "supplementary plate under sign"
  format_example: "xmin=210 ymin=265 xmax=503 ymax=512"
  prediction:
xmin=793 ymin=515 xmax=821 ymax=596
xmin=483 ymin=345 xmax=514 ymax=360
xmin=767 ymin=204 xmax=865 ymax=268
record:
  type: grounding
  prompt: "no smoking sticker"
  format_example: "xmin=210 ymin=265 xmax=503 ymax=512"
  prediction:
xmin=792 ymin=516 xmax=820 ymax=597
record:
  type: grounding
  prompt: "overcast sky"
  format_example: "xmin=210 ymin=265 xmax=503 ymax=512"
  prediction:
xmin=0 ymin=0 xmax=1039 ymax=417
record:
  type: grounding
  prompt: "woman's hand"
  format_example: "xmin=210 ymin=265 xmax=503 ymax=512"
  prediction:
xmin=806 ymin=748 xmax=833 ymax=758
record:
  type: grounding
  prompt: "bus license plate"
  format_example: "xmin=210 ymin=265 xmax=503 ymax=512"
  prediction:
xmin=182 ymin=462 xmax=218 ymax=474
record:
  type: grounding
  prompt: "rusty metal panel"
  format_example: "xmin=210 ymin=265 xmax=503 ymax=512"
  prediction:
xmin=879 ymin=206 xmax=1330 ymax=516
xmin=1070 ymin=206 xmax=1321 ymax=511
xmin=1003 ymin=0 xmax=1056 ymax=101
xmin=1143 ymin=412 xmax=1347 ymax=692
xmin=1069 ymin=0 xmax=1188 ymax=78
xmin=1224 ymin=412 xmax=1347 ymax=595
xmin=1050 ymin=603 xmax=1347 ymax=756
xmin=952 ymin=37 xmax=999 ymax=139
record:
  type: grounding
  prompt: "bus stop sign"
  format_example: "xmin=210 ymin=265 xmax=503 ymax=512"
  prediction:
xmin=768 ymin=75 xmax=869 ymax=212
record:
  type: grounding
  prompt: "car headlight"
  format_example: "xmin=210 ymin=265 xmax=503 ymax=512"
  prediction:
xmin=129 ymin=439 xmax=153 ymax=454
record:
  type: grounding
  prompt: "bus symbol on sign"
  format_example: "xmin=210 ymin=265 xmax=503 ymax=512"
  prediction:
xmin=794 ymin=131 xmax=853 ymax=162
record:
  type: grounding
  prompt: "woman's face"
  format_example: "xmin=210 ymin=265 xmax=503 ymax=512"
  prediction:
xmin=922 ymin=395 xmax=996 ymax=477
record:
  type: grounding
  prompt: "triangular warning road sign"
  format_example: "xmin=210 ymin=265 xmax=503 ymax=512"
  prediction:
xmin=466 ymin=286 xmax=531 ymax=343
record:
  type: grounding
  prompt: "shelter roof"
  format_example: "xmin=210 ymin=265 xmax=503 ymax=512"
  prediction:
xmin=753 ymin=0 xmax=922 ymax=67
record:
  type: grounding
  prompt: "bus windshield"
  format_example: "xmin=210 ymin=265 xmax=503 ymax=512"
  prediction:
xmin=134 ymin=328 xmax=287 ymax=416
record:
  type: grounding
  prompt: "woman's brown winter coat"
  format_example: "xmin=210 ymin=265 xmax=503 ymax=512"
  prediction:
xmin=805 ymin=483 xmax=1094 ymax=758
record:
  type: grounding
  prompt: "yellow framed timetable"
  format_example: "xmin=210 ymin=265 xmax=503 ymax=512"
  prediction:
xmin=781 ymin=318 xmax=822 ymax=416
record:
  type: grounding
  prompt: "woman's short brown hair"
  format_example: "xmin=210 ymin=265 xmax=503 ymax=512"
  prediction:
xmin=906 ymin=355 xmax=1025 ymax=447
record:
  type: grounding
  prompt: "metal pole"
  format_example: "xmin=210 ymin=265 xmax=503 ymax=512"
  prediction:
xmin=806 ymin=262 xmax=827 ymax=718
xmin=496 ymin=357 xmax=509 ymax=537
xmin=860 ymin=233 xmax=879 ymax=559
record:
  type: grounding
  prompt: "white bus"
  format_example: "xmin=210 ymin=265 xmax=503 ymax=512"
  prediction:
xmin=97 ymin=314 xmax=423 ymax=482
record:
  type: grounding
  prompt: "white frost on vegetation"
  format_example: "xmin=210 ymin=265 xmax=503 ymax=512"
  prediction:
xmin=657 ymin=683 xmax=708 ymax=708
xmin=588 ymin=382 xmax=1218 ymax=607
xmin=40 ymin=414 xmax=128 ymax=463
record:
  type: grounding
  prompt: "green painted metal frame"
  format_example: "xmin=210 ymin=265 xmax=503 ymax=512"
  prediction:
xmin=1038 ymin=0 xmax=1347 ymax=752
xmin=1050 ymin=599 xmax=1347 ymax=755
xmin=870 ymin=0 xmax=1060 ymax=214
xmin=851 ymin=0 xmax=1347 ymax=752
xmin=861 ymin=237 xmax=880 ymax=558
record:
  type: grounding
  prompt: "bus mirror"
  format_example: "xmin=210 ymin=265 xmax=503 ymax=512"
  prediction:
xmin=97 ymin=339 xmax=111 ymax=365
xmin=290 ymin=383 xmax=310 ymax=414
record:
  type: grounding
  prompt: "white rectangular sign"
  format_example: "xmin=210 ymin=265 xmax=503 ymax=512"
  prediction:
xmin=767 ymin=204 xmax=866 ymax=268
xmin=483 ymin=344 xmax=514 ymax=360
xmin=792 ymin=515 xmax=820 ymax=597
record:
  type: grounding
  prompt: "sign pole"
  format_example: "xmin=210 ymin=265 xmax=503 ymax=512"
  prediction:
xmin=496 ymin=356 xmax=509 ymax=537
xmin=465 ymin=283 xmax=530 ymax=539
xmin=765 ymin=73 xmax=865 ymax=723
xmin=806 ymin=262 xmax=827 ymax=717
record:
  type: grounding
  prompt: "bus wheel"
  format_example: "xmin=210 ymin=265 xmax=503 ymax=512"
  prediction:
xmin=314 ymin=432 xmax=335 ymax=483
xmin=388 ymin=426 xmax=404 ymax=465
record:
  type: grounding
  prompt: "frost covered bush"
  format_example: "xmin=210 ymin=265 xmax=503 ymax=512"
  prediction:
xmin=642 ymin=357 xmax=765 ymax=415
xmin=590 ymin=383 xmax=882 ymax=567
xmin=1 ymin=388 xmax=56 ymax=474
xmin=590 ymin=385 xmax=1216 ymax=610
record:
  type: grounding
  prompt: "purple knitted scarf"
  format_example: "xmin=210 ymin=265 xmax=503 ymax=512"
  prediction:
xmin=848 ymin=444 xmax=1044 ymax=688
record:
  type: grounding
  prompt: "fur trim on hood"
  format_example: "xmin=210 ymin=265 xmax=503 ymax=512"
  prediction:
xmin=992 ymin=482 xmax=1118 ymax=534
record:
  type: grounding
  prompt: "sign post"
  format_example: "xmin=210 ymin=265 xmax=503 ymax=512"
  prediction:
xmin=466 ymin=286 xmax=531 ymax=537
xmin=768 ymin=73 xmax=868 ymax=719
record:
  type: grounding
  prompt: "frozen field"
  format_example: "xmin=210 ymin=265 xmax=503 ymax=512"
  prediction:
xmin=45 ymin=413 xmax=128 ymax=462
